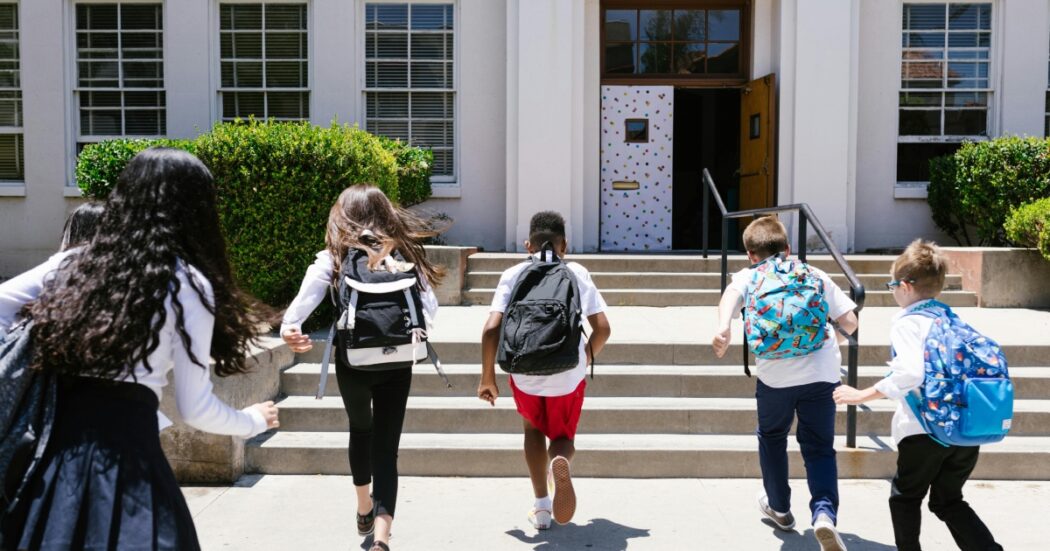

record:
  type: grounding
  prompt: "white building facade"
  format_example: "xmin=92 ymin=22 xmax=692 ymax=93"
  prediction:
xmin=1 ymin=0 xmax=1048 ymax=275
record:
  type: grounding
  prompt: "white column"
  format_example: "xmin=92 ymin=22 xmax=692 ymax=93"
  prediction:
xmin=780 ymin=0 xmax=856 ymax=252
xmin=505 ymin=0 xmax=586 ymax=252
xmin=311 ymin=0 xmax=358 ymax=126
xmin=999 ymin=1 xmax=1049 ymax=137
xmin=165 ymin=0 xmax=212 ymax=138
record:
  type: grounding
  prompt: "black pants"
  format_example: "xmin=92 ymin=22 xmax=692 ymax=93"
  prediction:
xmin=889 ymin=435 xmax=1002 ymax=551
xmin=335 ymin=361 xmax=412 ymax=518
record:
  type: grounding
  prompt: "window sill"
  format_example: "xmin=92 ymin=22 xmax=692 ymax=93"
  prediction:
xmin=429 ymin=184 xmax=461 ymax=199
xmin=894 ymin=183 xmax=928 ymax=199
xmin=63 ymin=187 xmax=83 ymax=198
xmin=0 ymin=184 xmax=26 ymax=197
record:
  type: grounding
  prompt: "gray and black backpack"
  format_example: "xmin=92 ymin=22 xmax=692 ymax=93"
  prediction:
xmin=497 ymin=245 xmax=590 ymax=377
xmin=316 ymin=249 xmax=449 ymax=398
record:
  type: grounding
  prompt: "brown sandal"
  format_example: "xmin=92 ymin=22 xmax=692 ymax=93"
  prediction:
xmin=357 ymin=495 xmax=376 ymax=536
xmin=369 ymin=542 xmax=389 ymax=551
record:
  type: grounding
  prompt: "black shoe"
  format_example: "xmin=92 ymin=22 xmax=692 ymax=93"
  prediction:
xmin=357 ymin=496 xmax=376 ymax=536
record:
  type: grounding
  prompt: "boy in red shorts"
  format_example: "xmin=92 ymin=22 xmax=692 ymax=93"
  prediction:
xmin=478 ymin=211 xmax=611 ymax=530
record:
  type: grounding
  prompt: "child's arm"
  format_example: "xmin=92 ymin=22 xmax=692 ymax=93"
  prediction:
xmin=281 ymin=251 xmax=335 ymax=353
xmin=712 ymin=287 xmax=743 ymax=358
xmin=478 ymin=312 xmax=502 ymax=406
xmin=833 ymin=311 xmax=859 ymax=344
xmin=585 ymin=312 xmax=611 ymax=363
xmin=834 ymin=316 xmax=925 ymax=406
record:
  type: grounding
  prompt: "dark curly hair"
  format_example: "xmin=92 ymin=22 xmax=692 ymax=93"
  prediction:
xmin=30 ymin=147 xmax=265 ymax=379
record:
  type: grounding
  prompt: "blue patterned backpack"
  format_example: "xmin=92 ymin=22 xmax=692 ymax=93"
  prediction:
xmin=743 ymin=255 xmax=830 ymax=360
xmin=901 ymin=300 xmax=1012 ymax=447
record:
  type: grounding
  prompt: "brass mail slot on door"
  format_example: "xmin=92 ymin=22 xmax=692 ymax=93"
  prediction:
xmin=612 ymin=180 xmax=640 ymax=191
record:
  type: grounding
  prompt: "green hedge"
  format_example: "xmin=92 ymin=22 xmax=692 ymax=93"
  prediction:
xmin=929 ymin=137 xmax=1050 ymax=245
xmin=1005 ymin=197 xmax=1050 ymax=261
xmin=926 ymin=154 xmax=973 ymax=246
xmin=378 ymin=136 xmax=434 ymax=207
xmin=75 ymin=120 xmax=418 ymax=316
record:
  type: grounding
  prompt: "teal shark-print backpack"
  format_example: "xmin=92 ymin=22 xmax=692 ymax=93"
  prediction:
xmin=743 ymin=255 xmax=830 ymax=360
xmin=901 ymin=300 xmax=1013 ymax=447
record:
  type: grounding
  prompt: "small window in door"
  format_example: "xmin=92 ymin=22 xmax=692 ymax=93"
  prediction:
xmin=625 ymin=118 xmax=649 ymax=142
xmin=749 ymin=113 xmax=760 ymax=139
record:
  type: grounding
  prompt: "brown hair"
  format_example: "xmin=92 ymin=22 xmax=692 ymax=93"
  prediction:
xmin=892 ymin=239 xmax=947 ymax=297
xmin=742 ymin=216 xmax=789 ymax=259
xmin=325 ymin=185 xmax=445 ymax=288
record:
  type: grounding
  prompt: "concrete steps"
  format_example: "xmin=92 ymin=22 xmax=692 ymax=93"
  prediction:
xmin=247 ymin=432 xmax=1050 ymax=480
xmin=465 ymin=253 xmax=904 ymax=274
xmin=466 ymin=271 xmax=964 ymax=291
xmin=463 ymin=288 xmax=976 ymax=307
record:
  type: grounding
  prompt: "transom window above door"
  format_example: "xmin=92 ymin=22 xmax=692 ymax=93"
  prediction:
xmin=602 ymin=3 xmax=746 ymax=79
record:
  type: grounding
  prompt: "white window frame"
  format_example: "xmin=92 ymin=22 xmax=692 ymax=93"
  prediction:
xmin=66 ymin=0 xmax=168 ymax=186
xmin=214 ymin=0 xmax=311 ymax=123
xmin=895 ymin=0 xmax=1002 ymax=192
xmin=0 ymin=1 xmax=23 ymax=186
xmin=358 ymin=0 xmax=459 ymax=187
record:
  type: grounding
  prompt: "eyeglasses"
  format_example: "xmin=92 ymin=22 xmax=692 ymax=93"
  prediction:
xmin=885 ymin=278 xmax=915 ymax=290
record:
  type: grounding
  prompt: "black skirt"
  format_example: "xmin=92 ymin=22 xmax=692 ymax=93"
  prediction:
xmin=1 ymin=377 xmax=200 ymax=551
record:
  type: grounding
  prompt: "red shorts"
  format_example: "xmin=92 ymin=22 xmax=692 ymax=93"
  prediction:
xmin=509 ymin=378 xmax=586 ymax=441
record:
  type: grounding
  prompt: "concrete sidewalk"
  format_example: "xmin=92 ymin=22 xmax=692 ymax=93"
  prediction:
xmin=184 ymin=476 xmax=1046 ymax=550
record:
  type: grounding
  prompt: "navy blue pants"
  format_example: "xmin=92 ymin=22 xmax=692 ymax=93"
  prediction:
xmin=756 ymin=379 xmax=840 ymax=524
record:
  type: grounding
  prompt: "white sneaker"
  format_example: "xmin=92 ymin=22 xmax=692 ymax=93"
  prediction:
xmin=813 ymin=513 xmax=847 ymax=551
xmin=757 ymin=492 xmax=796 ymax=531
xmin=550 ymin=456 xmax=576 ymax=525
xmin=528 ymin=507 xmax=552 ymax=530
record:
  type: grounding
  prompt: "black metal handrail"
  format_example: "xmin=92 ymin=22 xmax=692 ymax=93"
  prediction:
xmin=701 ymin=168 xmax=867 ymax=448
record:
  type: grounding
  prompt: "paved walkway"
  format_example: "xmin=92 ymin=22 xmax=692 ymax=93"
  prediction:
xmin=184 ymin=476 xmax=1046 ymax=550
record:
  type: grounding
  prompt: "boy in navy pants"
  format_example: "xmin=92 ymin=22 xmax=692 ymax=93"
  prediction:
xmin=712 ymin=216 xmax=857 ymax=551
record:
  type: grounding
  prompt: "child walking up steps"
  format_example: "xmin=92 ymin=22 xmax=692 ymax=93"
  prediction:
xmin=478 ymin=211 xmax=610 ymax=530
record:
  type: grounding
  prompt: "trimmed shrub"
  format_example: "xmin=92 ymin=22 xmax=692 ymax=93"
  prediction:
xmin=378 ymin=136 xmax=434 ymax=207
xmin=193 ymin=120 xmax=398 ymax=308
xmin=952 ymin=137 xmax=1050 ymax=245
xmin=77 ymin=138 xmax=194 ymax=199
xmin=926 ymin=154 xmax=973 ymax=246
xmin=1005 ymin=197 xmax=1050 ymax=261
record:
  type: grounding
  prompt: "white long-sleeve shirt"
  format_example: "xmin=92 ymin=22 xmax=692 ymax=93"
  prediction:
xmin=873 ymin=298 xmax=937 ymax=444
xmin=280 ymin=250 xmax=438 ymax=335
xmin=0 ymin=250 xmax=268 ymax=439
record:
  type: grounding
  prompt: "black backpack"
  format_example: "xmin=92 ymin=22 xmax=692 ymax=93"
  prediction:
xmin=316 ymin=249 xmax=449 ymax=398
xmin=497 ymin=246 xmax=590 ymax=376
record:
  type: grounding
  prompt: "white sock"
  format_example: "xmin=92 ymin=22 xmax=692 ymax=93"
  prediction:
xmin=535 ymin=496 xmax=552 ymax=511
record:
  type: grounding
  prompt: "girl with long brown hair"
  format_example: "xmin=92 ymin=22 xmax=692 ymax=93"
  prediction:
xmin=281 ymin=185 xmax=443 ymax=551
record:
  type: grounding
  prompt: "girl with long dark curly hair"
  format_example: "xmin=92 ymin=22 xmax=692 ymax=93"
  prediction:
xmin=281 ymin=184 xmax=443 ymax=551
xmin=0 ymin=147 xmax=279 ymax=550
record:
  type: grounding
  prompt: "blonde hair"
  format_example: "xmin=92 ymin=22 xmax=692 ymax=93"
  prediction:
xmin=742 ymin=216 xmax=789 ymax=259
xmin=325 ymin=184 xmax=445 ymax=288
xmin=893 ymin=239 xmax=947 ymax=297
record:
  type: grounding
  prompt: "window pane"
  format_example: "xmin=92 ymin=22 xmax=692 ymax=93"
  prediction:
xmin=222 ymin=91 xmax=264 ymax=119
xmin=371 ymin=120 xmax=409 ymax=141
xmin=903 ymin=32 xmax=945 ymax=48
xmin=374 ymin=62 xmax=408 ymax=88
xmin=411 ymin=62 xmax=449 ymax=88
xmin=411 ymin=92 xmax=450 ymax=119
xmin=229 ymin=4 xmax=262 ymax=30
xmin=708 ymin=10 xmax=740 ymax=41
xmin=604 ymin=43 xmax=636 ymax=74
xmin=431 ymin=149 xmax=452 ymax=177
xmin=124 ymin=90 xmax=163 ymax=107
xmin=81 ymin=91 xmax=122 ymax=108
xmin=948 ymin=4 xmax=990 ymax=30
xmin=371 ymin=33 xmax=408 ymax=59
xmin=366 ymin=91 xmax=408 ymax=118
xmin=903 ymin=4 xmax=945 ymax=30
xmin=411 ymin=34 xmax=447 ymax=60
xmin=605 ymin=10 xmax=636 ymax=42
xmin=82 ymin=110 xmax=122 ymax=135
xmin=902 ymin=60 xmax=944 ymax=81
xmin=0 ymin=91 xmax=21 ymax=126
xmin=900 ymin=91 xmax=942 ymax=107
xmin=77 ymin=5 xmax=118 ymax=30
xmin=411 ymin=5 xmax=449 ymax=30
xmin=944 ymin=109 xmax=986 ymax=135
xmin=897 ymin=142 xmax=961 ymax=181
xmin=124 ymin=109 xmax=163 ymax=135
xmin=674 ymin=10 xmax=705 ymax=41
xmin=266 ymin=32 xmax=305 ymax=59
xmin=121 ymin=4 xmax=161 ymax=30
xmin=232 ymin=33 xmax=263 ymax=59
xmin=266 ymin=61 xmax=306 ymax=87
xmin=674 ymin=43 xmax=705 ymax=74
xmin=266 ymin=5 xmax=306 ymax=30
xmin=0 ymin=134 xmax=23 ymax=180
xmin=368 ymin=4 xmax=408 ymax=30
xmin=639 ymin=10 xmax=672 ymax=41
xmin=0 ymin=5 xmax=17 ymax=30
xmin=899 ymin=110 xmax=941 ymax=135
xmin=234 ymin=61 xmax=264 ymax=87
xmin=268 ymin=91 xmax=308 ymax=119
xmin=707 ymin=43 xmax=739 ymax=74
xmin=639 ymin=43 xmax=671 ymax=73
xmin=412 ymin=121 xmax=450 ymax=147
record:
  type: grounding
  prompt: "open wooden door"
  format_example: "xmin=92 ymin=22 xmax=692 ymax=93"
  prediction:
xmin=739 ymin=74 xmax=776 ymax=211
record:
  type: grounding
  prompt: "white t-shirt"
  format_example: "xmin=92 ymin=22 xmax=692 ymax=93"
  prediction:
xmin=729 ymin=263 xmax=857 ymax=388
xmin=491 ymin=254 xmax=607 ymax=397
xmin=874 ymin=299 xmax=937 ymax=444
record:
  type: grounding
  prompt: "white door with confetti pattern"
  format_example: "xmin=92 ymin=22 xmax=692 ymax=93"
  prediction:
xmin=600 ymin=85 xmax=674 ymax=252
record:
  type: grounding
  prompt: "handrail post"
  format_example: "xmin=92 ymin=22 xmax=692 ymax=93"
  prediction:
xmin=702 ymin=174 xmax=710 ymax=259
xmin=797 ymin=212 xmax=808 ymax=262
xmin=720 ymin=218 xmax=729 ymax=292
xmin=846 ymin=313 xmax=859 ymax=449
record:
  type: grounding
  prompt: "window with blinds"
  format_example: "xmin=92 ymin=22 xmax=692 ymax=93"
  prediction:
xmin=220 ymin=3 xmax=309 ymax=121
xmin=75 ymin=3 xmax=165 ymax=148
xmin=364 ymin=3 xmax=454 ymax=181
xmin=0 ymin=3 xmax=21 ymax=181
xmin=898 ymin=3 xmax=991 ymax=183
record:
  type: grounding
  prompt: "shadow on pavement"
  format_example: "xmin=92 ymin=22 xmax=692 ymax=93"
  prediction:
xmin=774 ymin=528 xmax=896 ymax=550
xmin=506 ymin=517 xmax=650 ymax=550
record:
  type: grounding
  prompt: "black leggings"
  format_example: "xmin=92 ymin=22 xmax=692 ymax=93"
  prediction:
xmin=335 ymin=361 xmax=412 ymax=518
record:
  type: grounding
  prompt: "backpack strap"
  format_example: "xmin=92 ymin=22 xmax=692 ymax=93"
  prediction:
xmin=315 ymin=321 xmax=337 ymax=400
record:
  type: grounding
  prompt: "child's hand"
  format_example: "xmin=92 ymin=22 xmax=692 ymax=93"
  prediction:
xmin=833 ymin=385 xmax=866 ymax=406
xmin=711 ymin=326 xmax=731 ymax=358
xmin=251 ymin=401 xmax=280 ymax=429
xmin=477 ymin=381 xmax=499 ymax=406
xmin=282 ymin=327 xmax=313 ymax=353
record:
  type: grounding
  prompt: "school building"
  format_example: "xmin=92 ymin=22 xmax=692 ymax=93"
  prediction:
xmin=1 ymin=0 xmax=1048 ymax=275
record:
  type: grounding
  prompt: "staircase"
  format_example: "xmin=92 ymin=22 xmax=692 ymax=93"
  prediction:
xmin=246 ymin=254 xmax=1050 ymax=479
